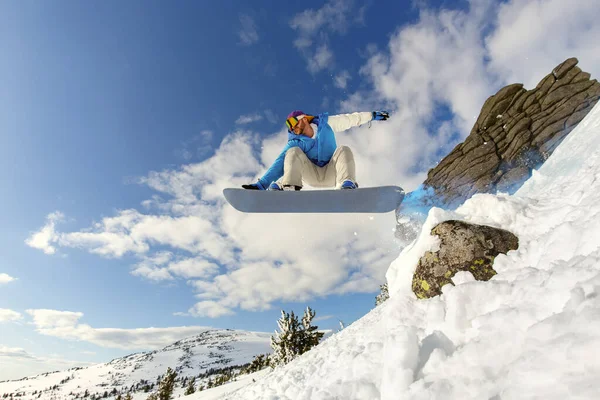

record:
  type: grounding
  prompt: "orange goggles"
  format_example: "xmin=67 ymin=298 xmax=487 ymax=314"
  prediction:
xmin=285 ymin=115 xmax=314 ymax=132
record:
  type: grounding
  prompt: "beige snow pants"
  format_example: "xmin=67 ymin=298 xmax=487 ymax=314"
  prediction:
xmin=280 ymin=146 xmax=356 ymax=188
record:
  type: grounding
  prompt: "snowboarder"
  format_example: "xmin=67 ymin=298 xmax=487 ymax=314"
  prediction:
xmin=242 ymin=110 xmax=390 ymax=191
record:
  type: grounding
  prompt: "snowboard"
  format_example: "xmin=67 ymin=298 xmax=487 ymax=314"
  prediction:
xmin=223 ymin=186 xmax=404 ymax=213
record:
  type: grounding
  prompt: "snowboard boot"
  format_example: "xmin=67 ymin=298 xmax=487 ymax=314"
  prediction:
xmin=242 ymin=183 xmax=263 ymax=190
xmin=340 ymin=180 xmax=359 ymax=189
xmin=268 ymin=182 xmax=283 ymax=191
xmin=283 ymin=185 xmax=302 ymax=191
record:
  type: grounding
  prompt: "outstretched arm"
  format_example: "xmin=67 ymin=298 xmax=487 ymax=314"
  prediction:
xmin=327 ymin=111 xmax=390 ymax=133
xmin=327 ymin=112 xmax=374 ymax=133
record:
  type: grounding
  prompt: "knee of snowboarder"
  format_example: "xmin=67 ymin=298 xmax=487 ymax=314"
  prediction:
xmin=336 ymin=145 xmax=354 ymax=158
xmin=285 ymin=147 xmax=303 ymax=158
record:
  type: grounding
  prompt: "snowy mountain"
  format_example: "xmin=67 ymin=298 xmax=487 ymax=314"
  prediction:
xmin=0 ymin=329 xmax=271 ymax=399
xmin=192 ymin=103 xmax=600 ymax=399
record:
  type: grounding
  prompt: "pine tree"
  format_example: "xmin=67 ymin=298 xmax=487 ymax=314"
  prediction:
xmin=157 ymin=367 xmax=177 ymax=400
xmin=375 ymin=282 xmax=389 ymax=306
xmin=184 ymin=377 xmax=196 ymax=395
xmin=146 ymin=394 xmax=158 ymax=400
xmin=245 ymin=354 xmax=271 ymax=373
xmin=270 ymin=307 xmax=325 ymax=367
xmin=300 ymin=307 xmax=324 ymax=354
xmin=270 ymin=310 xmax=300 ymax=366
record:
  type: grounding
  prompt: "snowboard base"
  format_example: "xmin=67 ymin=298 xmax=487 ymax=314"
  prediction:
xmin=223 ymin=186 xmax=404 ymax=213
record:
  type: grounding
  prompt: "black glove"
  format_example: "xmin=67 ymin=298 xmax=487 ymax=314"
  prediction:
xmin=372 ymin=111 xmax=390 ymax=121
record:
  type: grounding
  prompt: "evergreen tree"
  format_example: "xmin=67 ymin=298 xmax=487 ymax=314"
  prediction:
xmin=270 ymin=310 xmax=300 ymax=366
xmin=157 ymin=367 xmax=177 ymax=400
xmin=146 ymin=394 xmax=158 ymax=400
xmin=270 ymin=307 xmax=325 ymax=367
xmin=184 ymin=377 xmax=196 ymax=395
xmin=244 ymin=354 xmax=272 ymax=373
xmin=375 ymin=283 xmax=389 ymax=306
xmin=300 ymin=306 xmax=324 ymax=354
xmin=124 ymin=395 xmax=133 ymax=400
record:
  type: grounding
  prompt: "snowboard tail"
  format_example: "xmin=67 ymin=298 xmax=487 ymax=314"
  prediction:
xmin=223 ymin=186 xmax=404 ymax=213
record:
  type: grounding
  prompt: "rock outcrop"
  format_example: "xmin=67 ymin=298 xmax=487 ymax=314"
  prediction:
xmin=412 ymin=220 xmax=518 ymax=299
xmin=422 ymin=57 xmax=600 ymax=208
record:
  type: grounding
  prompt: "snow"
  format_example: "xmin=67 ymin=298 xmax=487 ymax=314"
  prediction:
xmin=194 ymin=103 xmax=600 ymax=399
xmin=190 ymin=370 xmax=269 ymax=400
xmin=0 ymin=330 xmax=272 ymax=399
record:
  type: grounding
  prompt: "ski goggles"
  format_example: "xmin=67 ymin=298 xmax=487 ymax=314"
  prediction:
xmin=286 ymin=115 xmax=314 ymax=133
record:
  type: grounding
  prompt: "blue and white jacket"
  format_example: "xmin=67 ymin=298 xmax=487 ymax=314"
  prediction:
xmin=257 ymin=111 xmax=373 ymax=188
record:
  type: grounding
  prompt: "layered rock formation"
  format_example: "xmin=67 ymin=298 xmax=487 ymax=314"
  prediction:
xmin=423 ymin=57 xmax=600 ymax=208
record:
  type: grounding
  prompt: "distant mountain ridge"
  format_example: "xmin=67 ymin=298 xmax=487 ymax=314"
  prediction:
xmin=0 ymin=329 xmax=272 ymax=399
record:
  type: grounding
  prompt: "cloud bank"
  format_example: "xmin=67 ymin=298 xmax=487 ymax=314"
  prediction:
xmin=25 ymin=309 xmax=214 ymax=350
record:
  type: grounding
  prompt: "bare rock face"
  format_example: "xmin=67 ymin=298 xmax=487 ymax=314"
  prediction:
xmin=412 ymin=220 xmax=519 ymax=299
xmin=422 ymin=57 xmax=600 ymax=208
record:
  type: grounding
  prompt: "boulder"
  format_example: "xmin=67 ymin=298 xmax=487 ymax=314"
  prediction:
xmin=412 ymin=220 xmax=519 ymax=299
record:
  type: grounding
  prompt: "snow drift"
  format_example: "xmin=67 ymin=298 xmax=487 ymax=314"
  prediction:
xmin=203 ymin=103 xmax=600 ymax=399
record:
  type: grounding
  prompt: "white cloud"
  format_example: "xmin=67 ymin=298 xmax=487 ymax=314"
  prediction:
xmin=308 ymin=44 xmax=334 ymax=74
xmin=293 ymin=37 xmax=313 ymax=50
xmin=187 ymin=301 xmax=235 ymax=318
xmin=0 ymin=346 xmax=31 ymax=359
xmin=25 ymin=309 xmax=213 ymax=350
xmin=290 ymin=0 xmax=359 ymax=73
xmin=0 ymin=309 xmax=22 ymax=322
xmin=0 ymin=273 xmax=16 ymax=284
xmin=236 ymin=113 xmax=264 ymax=125
xmin=238 ymin=14 xmax=259 ymax=45
xmin=131 ymin=252 xmax=219 ymax=281
xmin=131 ymin=263 xmax=174 ymax=282
xmin=0 ymin=346 xmax=95 ymax=381
xmin=131 ymin=251 xmax=174 ymax=281
xmin=168 ymin=258 xmax=219 ymax=279
xmin=334 ymin=70 xmax=351 ymax=89
xmin=313 ymin=315 xmax=334 ymax=322
xmin=290 ymin=0 xmax=354 ymax=38
xmin=27 ymin=0 xmax=600 ymax=319
xmin=486 ymin=0 xmax=600 ymax=87
xmin=264 ymin=109 xmax=279 ymax=124
xmin=25 ymin=212 xmax=64 ymax=255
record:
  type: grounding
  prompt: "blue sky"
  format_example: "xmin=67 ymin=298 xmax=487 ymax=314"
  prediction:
xmin=2 ymin=0 xmax=600 ymax=381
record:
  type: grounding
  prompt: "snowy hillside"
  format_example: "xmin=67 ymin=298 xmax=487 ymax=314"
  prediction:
xmin=197 ymin=103 xmax=600 ymax=399
xmin=0 ymin=329 xmax=271 ymax=399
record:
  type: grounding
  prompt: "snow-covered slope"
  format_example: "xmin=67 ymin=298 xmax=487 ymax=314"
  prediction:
xmin=0 ymin=329 xmax=271 ymax=399
xmin=202 ymin=104 xmax=600 ymax=400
